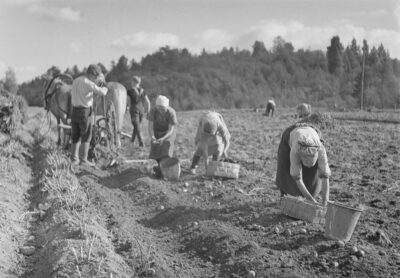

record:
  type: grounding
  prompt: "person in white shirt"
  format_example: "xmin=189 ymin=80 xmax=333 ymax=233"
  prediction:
xmin=189 ymin=111 xmax=231 ymax=174
xmin=70 ymin=64 xmax=108 ymax=166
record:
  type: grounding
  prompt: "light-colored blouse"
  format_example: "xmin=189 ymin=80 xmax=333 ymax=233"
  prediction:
xmin=289 ymin=126 xmax=331 ymax=180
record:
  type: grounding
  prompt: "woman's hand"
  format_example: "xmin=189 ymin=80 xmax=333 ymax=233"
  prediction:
xmin=295 ymin=179 xmax=317 ymax=204
xmin=307 ymin=196 xmax=318 ymax=203
xmin=157 ymin=137 xmax=165 ymax=144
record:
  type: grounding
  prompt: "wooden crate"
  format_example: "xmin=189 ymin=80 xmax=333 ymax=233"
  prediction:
xmin=280 ymin=195 xmax=326 ymax=224
xmin=206 ymin=161 xmax=240 ymax=179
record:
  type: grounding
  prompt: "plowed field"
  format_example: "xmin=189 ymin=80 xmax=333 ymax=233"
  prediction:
xmin=0 ymin=108 xmax=399 ymax=278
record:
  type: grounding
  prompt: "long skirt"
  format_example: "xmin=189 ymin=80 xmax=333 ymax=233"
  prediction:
xmin=275 ymin=123 xmax=321 ymax=197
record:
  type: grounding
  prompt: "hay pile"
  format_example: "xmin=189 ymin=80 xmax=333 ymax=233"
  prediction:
xmin=0 ymin=89 xmax=28 ymax=134
xmin=298 ymin=112 xmax=336 ymax=130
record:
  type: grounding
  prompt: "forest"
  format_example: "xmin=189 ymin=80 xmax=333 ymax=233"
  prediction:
xmin=4 ymin=35 xmax=400 ymax=111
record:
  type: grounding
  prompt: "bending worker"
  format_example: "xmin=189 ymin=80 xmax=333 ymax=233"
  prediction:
xmin=265 ymin=98 xmax=276 ymax=117
xmin=148 ymin=95 xmax=177 ymax=178
xmin=70 ymin=64 xmax=108 ymax=166
xmin=276 ymin=123 xmax=331 ymax=205
xmin=127 ymin=75 xmax=150 ymax=147
xmin=190 ymin=111 xmax=231 ymax=174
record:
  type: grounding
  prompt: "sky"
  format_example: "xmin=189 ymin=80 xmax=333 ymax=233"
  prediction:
xmin=0 ymin=0 xmax=399 ymax=83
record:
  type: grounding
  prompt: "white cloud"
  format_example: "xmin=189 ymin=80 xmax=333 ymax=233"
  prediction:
xmin=28 ymin=5 xmax=82 ymax=22
xmin=2 ymin=0 xmax=45 ymax=5
xmin=395 ymin=3 xmax=400 ymax=29
xmin=110 ymin=32 xmax=180 ymax=50
xmin=192 ymin=29 xmax=234 ymax=52
xmin=352 ymin=9 xmax=388 ymax=17
xmin=69 ymin=42 xmax=82 ymax=53
xmin=235 ymin=20 xmax=400 ymax=59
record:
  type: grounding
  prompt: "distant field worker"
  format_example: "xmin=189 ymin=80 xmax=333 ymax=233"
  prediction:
xmin=127 ymin=76 xmax=150 ymax=147
xmin=276 ymin=123 xmax=331 ymax=205
xmin=148 ymin=95 xmax=177 ymax=178
xmin=70 ymin=64 xmax=108 ymax=166
xmin=265 ymin=99 xmax=276 ymax=117
xmin=190 ymin=111 xmax=231 ymax=174
xmin=297 ymin=103 xmax=312 ymax=118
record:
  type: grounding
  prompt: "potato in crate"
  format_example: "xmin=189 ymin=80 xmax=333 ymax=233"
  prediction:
xmin=206 ymin=160 xmax=240 ymax=179
xmin=280 ymin=195 xmax=326 ymax=224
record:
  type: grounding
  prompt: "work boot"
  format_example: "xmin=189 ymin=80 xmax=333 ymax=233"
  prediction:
xmin=79 ymin=142 xmax=95 ymax=167
xmin=70 ymin=142 xmax=80 ymax=165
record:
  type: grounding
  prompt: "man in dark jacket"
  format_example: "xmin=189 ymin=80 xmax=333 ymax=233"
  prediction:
xmin=127 ymin=76 xmax=150 ymax=147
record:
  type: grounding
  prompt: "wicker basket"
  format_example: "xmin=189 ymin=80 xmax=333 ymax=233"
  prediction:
xmin=280 ymin=195 xmax=326 ymax=224
xmin=206 ymin=161 xmax=240 ymax=179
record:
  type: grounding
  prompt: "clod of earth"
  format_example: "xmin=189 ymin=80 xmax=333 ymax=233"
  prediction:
xmin=20 ymin=246 xmax=35 ymax=256
xmin=337 ymin=240 xmax=345 ymax=248
xmin=350 ymin=246 xmax=358 ymax=254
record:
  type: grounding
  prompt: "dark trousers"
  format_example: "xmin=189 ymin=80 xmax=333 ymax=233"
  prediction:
xmin=266 ymin=103 xmax=275 ymax=117
xmin=71 ymin=107 xmax=93 ymax=144
xmin=190 ymin=154 xmax=219 ymax=169
xmin=130 ymin=111 xmax=144 ymax=145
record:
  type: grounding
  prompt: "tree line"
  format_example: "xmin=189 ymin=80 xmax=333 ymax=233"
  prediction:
xmin=10 ymin=35 xmax=400 ymax=111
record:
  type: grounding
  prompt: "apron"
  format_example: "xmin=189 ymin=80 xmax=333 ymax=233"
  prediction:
xmin=149 ymin=106 xmax=176 ymax=160
xmin=275 ymin=123 xmax=322 ymax=196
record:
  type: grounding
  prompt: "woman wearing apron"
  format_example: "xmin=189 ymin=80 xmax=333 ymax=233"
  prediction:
xmin=148 ymin=95 xmax=177 ymax=178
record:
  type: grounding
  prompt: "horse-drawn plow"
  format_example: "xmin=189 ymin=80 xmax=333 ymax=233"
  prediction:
xmin=43 ymin=74 xmax=128 ymax=164
xmin=58 ymin=99 xmax=127 ymax=162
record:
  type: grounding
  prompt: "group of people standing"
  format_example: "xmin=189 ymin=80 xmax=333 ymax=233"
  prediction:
xmin=69 ymin=65 xmax=331 ymax=206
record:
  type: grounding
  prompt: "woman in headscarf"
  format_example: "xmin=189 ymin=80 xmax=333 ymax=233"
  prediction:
xmin=189 ymin=111 xmax=231 ymax=174
xmin=148 ymin=95 xmax=177 ymax=178
xmin=276 ymin=123 xmax=331 ymax=205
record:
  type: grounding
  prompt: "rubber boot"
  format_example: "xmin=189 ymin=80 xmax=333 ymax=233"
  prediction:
xmin=71 ymin=142 xmax=80 ymax=165
xmin=80 ymin=142 xmax=95 ymax=167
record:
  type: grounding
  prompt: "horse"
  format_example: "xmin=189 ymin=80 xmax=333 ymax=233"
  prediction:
xmin=44 ymin=74 xmax=127 ymax=149
xmin=44 ymin=74 xmax=73 ymax=146
xmin=296 ymin=103 xmax=312 ymax=118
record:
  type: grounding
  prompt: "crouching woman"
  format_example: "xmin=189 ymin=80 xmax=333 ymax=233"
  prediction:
xmin=190 ymin=111 xmax=231 ymax=174
xmin=148 ymin=95 xmax=177 ymax=178
xmin=276 ymin=123 xmax=331 ymax=205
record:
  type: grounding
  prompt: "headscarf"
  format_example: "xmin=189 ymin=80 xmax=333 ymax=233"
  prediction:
xmin=203 ymin=121 xmax=217 ymax=135
xmin=156 ymin=95 xmax=169 ymax=107
xmin=297 ymin=134 xmax=321 ymax=167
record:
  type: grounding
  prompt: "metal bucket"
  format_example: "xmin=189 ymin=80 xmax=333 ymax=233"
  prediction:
xmin=325 ymin=201 xmax=363 ymax=242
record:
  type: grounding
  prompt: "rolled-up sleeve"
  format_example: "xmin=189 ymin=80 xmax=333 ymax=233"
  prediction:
xmin=290 ymin=147 xmax=302 ymax=180
xmin=317 ymin=145 xmax=331 ymax=178
xmin=168 ymin=108 xmax=178 ymax=125
xmin=85 ymin=79 xmax=108 ymax=96
xmin=217 ymin=115 xmax=231 ymax=144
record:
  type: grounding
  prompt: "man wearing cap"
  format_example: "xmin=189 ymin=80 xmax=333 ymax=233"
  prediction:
xmin=189 ymin=111 xmax=231 ymax=174
xmin=127 ymin=76 xmax=150 ymax=147
xmin=276 ymin=123 xmax=331 ymax=205
xmin=148 ymin=95 xmax=177 ymax=178
xmin=70 ymin=64 xmax=108 ymax=166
